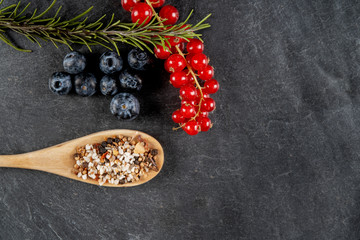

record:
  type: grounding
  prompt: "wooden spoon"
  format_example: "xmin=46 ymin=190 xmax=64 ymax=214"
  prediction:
xmin=0 ymin=130 xmax=164 ymax=187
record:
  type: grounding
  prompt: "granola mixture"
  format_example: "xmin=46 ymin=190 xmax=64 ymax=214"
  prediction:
xmin=73 ymin=135 xmax=159 ymax=185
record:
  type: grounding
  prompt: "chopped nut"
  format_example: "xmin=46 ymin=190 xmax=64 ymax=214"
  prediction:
xmin=72 ymin=135 xmax=159 ymax=186
xmin=150 ymin=149 xmax=158 ymax=156
xmin=134 ymin=142 xmax=146 ymax=154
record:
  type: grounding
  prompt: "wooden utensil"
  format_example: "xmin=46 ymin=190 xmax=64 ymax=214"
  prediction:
xmin=0 ymin=130 xmax=164 ymax=187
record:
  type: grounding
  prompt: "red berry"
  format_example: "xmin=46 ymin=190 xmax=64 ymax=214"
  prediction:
xmin=131 ymin=3 xmax=153 ymax=25
xmin=159 ymin=5 xmax=179 ymax=25
xmin=171 ymin=42 xmax=185 ymax=53
xmin=164 ymin=54 xmax=186 ymax=73
xmin=154 ymin=44 xmax=171 ymax=59
xmin=181 ymin=99 xmax=198 ymax=106
xmin=203 ymin=93 xmax=210 ymax=98
xmin=198 ymin=116 xmax=212 ymax=132
xmin=184 ymin=69 xmax=195 ymax=82
xmin=186 ymin=53 xmax=195 ymax=65
xmin=149 ymin=0 xmax=165 ymax=8
xmin=199 ymin=111 xmax=209 ymax=118
xmin=172 ymin=109 xmax=185 ymax=123
xmin=204 ymin=79 xmax=219 ymax=94
xmin=195 ymin=89 xmax=210 ymax=101
xmin=186 ymin=39 xmax=204 ymax=54
xmin=170 ymin=71 xmax=189 ymax=88
xmin=190 ymin=53 xmax=208 ymax=71
xmin=166 ymin=36 xmax=183 ymax=46
xmin=201 ymin=97 xmax=216 ymax=112
xmin=180 ymin=104 xmax=196 ymax=118
xmin=198 ymin=65 xmax=214 ymax=80
xmin=121 ymin=0 xmax=139 ymax=11
xmin=182 ymin=121 xmax=200 ymax=135
xmin=180 ymin=84 xmax=198 ymax=100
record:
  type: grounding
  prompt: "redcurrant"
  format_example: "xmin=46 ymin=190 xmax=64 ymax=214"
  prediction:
xmin=154 ymin=44 xmax=171 ymax=59
xmin=181 ymin=99 xmax=198 ymax=106
xmin=180 ymin=104 xmax=196 ymax=118
xmin=172 ymin=109 xmax=185 ymax=123
xmin=159 ymin=5 xmax=179 ymax=25
xmin=131 ymin=3 xmax=153 ymax=25
xmin=201 ymin=97 xmax=216 ymax=112
xmin=171 ymin=42 xmax=185 ymax=53
xmin=164 ymin=54 xmax=186 ymax=73
xmin=187 ymin=39 xmax=204 ymax=54
xmin=184 ymin=69 xmax=195 ymax=82
xmin=198 ymin=65 xmax=214 ymax=80
xmin=186 ymin=53 xmax=195 ymax=66
xmin=197 ymin=116 xmax=212 ymax=132
xmin=166 ymin=36 xmax=183 ymax=46
xmin=183 ymin=121 xmax=200 ymax=135
xmin=199 ymin=111 xmax=209 ymax=118
xmin=204 ymin=79 xmax=219 ymax=94
xmin=170 ymin=71 xmax=189 ymax=88
xmin=180 ymin=84 xmax=198 ymax=100
xmin=149 ymin=0 xmax=165 ymax=8
xmin=190 ymin=53 xmax=208 ymax=71
xmin=195 ymin=89 xmax=210 ymax=102
xmin=203 ymin=93 xmax=210 ymax=98
xmin=121 ymin=0 xmax=138 ymax=11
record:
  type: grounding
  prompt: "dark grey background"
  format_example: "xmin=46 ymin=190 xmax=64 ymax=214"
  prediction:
xmin=1 ymin=0 xmax=360 ymax=239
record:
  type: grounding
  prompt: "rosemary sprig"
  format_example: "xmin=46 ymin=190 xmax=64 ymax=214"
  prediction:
xmin=0 ymin=0 xmax=211 ymax=53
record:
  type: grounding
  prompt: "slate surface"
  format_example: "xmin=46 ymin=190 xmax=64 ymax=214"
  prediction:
xmin=1 ymin=0 xmax=360 ymax=239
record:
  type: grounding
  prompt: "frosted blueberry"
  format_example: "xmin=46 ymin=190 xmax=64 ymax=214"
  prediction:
xmin=74 ymin=73 xmax=97 ymax=97
xmin=49 ymin=72 xmax=72 ymax=95
xmin=128 ymin=48 xmax=153 ymax=71
xmin=99 ymin=52 xmax=123 ymax=74
xmin=63 ymin=51 xmax=86 ymax=74
xmin=100 ymin=75 xmax=118 ymax=96
xmin=119 ymin=70 xmax=143 ymax=91
xmin=110 ymin=93 xmax=140 ymax=120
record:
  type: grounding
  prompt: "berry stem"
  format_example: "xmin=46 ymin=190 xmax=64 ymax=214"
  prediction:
xmin=145 ymin=0 xmax=163 ymax=23
xmin=144 ymin=0 xmax=205 ymax=130
xmin=174 ymin=45 xmax=204 ymax=115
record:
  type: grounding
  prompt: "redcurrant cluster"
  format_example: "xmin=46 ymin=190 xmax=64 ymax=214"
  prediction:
xmin=121 ymin=0 xmax=219 ymax=135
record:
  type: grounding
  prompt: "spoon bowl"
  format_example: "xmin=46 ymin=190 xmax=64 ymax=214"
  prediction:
xmin=0 ymin=130 xmax=164 ymax=187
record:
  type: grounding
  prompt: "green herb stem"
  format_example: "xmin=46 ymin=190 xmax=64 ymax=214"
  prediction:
xmin=0 ymin=0 xmax=211 ymax=53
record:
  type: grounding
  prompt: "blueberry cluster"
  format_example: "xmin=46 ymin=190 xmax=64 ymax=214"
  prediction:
xmin=49 ymin=49 xmax=153 ymax=120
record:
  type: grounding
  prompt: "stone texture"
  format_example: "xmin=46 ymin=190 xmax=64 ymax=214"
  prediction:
xmin=1 ymin=0 xmax=360 ymax=239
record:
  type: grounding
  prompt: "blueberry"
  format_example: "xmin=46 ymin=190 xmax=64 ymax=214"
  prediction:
xmin=119 ymin=70 xmax=143 ymax=91
xmin=128 ymin=48 xmax=153 ymax=71
xmin=100 ymin=75 xmax=118 ymax=96
xmin=63 ymin=51 xmax=86 ymax=74
xmin=110 ymin=93 xmax=140 ymax=120
xmin=99 ymin=51 xmax=123 ymax=74
xmin=74 ymin=73 xmax=97 ymax=96
xmin=49 ymin=72 xmax=72 ymax=95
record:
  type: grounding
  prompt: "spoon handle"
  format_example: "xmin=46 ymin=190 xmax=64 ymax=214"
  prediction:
xmin=0 ymin=151 xmax=58 ymax=171
xmin=0 ymin=149 xmax=74 ymax=176
xmin=0 ymin=154 xmax=34 ymax=169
